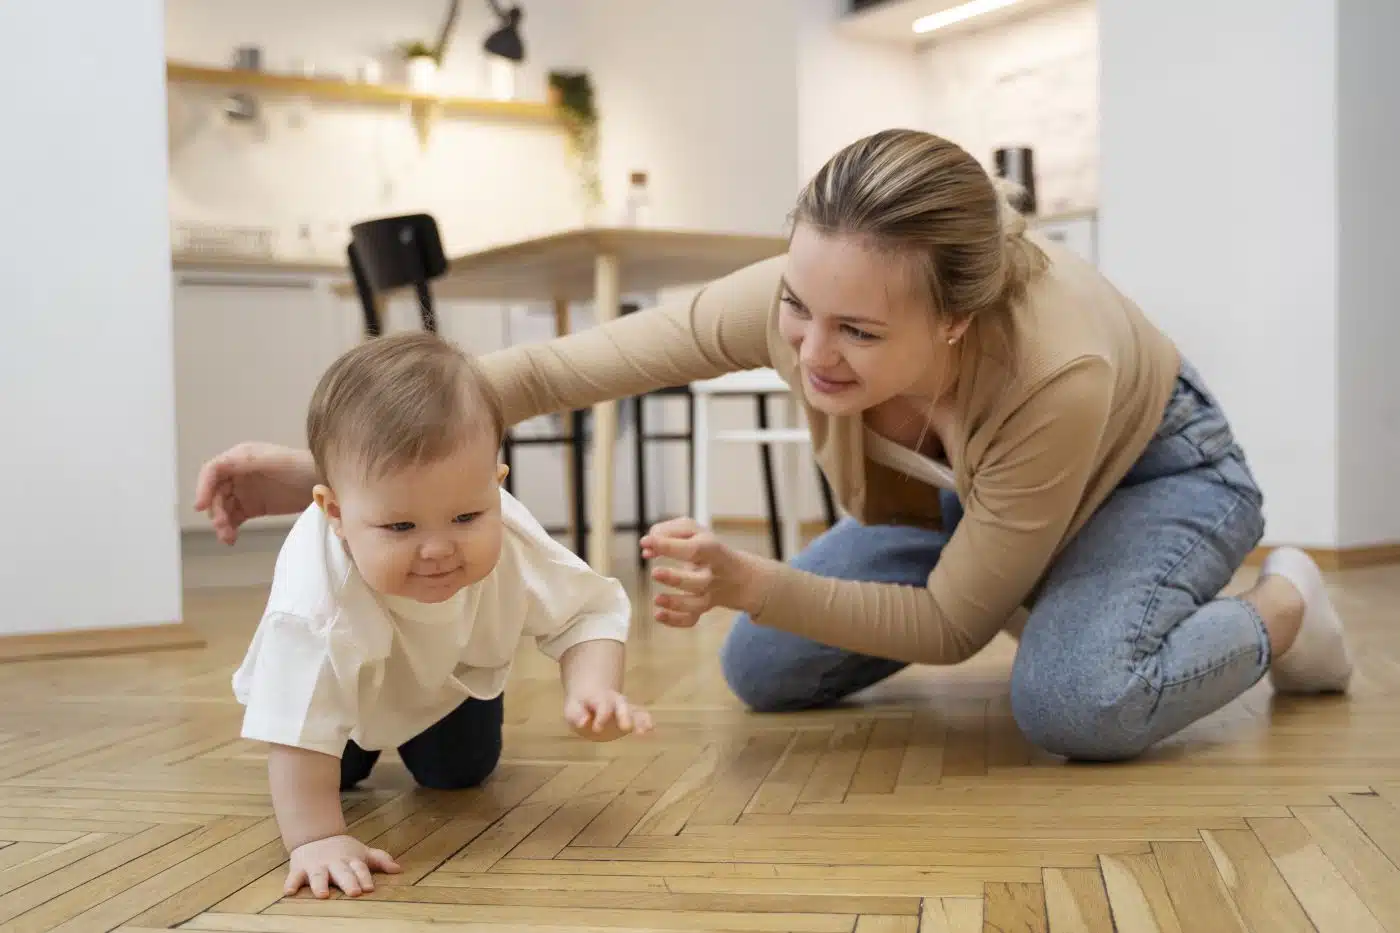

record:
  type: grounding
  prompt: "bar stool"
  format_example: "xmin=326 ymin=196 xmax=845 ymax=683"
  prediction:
xmin=690 ymin=368 xmax=837 ymax=561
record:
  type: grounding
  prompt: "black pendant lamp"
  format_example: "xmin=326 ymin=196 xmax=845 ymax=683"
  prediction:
xmin=484 ymin=0 xmax=525 ymax=62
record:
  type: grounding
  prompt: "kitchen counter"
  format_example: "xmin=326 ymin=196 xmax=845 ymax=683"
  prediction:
xmin=172 ymin=253 xmax=347 ymax=276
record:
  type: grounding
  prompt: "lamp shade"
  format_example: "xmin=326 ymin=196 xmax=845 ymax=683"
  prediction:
xmin=484 ymin=4 xmax=525 ymax=61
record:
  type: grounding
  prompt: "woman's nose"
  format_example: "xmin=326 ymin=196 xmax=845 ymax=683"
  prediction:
xmin=800 ymin=331 xmax=838 ymax=368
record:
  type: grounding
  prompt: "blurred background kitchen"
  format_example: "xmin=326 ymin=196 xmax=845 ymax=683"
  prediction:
xmin=4 ymin=0 xmax=1396 ymax=651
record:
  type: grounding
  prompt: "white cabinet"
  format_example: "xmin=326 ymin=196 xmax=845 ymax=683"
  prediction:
xmin=171 ymin=266 xmax=358 ymax=530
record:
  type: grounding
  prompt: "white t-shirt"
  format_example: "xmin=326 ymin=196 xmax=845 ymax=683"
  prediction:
xmin=231 ymin=489 xmax=631 ymax=757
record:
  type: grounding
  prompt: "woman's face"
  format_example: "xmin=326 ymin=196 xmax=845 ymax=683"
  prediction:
xmin=779 ymin=223 xmax=957 ymax=417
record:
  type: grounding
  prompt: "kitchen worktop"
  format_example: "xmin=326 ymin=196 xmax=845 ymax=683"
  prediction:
xmin=171 ymin=253 xmax=348 ymax=276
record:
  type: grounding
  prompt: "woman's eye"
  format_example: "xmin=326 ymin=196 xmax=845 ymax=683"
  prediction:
xmin=781 ymin=294 xmax=809 ymax=315
xmin=843 ymin=325 xmax=877 ymax=341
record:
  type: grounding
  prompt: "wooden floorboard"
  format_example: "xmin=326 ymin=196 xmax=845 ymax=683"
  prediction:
xmin=2 ymin=559 xmax=1399 ymax=931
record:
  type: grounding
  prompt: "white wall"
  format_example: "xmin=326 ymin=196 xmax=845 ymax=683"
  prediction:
xmin=1336 ymin=0 xmax=1400 ymax=547
xmin=798 ymin=0 xmax=924 ymax=182
xmin=0 ymin=0 xmax=183 ymax=634
xmin=920 ymin=0 xmax=1098 ymax=216
xmin=1099 ymin=0 xmax=1341 ymax=547
xmin=579 ymin=0 xmax=801 ymax=235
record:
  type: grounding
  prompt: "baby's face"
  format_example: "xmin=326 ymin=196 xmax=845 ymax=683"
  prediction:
xmin=316 ymin=439 xmax=507 ymax=604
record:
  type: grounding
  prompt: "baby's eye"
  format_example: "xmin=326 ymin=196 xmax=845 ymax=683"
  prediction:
xmin=453 ymin=512 xmax=481 ymax=524
xmin=383 ymin=522 xmax=415 ymax=532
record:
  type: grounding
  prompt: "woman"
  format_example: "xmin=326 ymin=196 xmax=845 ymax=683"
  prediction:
xmin=195 ymin=130 xmax=1351 ymax=761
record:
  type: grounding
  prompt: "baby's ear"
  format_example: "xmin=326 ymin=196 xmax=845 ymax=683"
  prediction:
xmin=313 ymin=484 xmax=344 ymax=536
xmin=496 ymin=462 xmax=510 ymax=484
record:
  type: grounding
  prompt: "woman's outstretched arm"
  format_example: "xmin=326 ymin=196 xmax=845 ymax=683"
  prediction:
xmin=479 ymin=255 xmax=779 ymax=425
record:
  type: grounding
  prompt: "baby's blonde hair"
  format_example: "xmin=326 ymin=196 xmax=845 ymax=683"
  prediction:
xmin=307 ymin=332 xmax=504 ymax=485
xmin=793 ymin=128 xmax=1049 ymax=327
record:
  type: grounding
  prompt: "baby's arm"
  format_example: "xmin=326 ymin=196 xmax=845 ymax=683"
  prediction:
xmin=269 ymin=744 xmax=401 ymax=898
xmin=559 ymin=638 xmax=652 ymax=741
xmin=235 ymin=609 xmax=401 ymax=898
xmin=511 ymin=506 xmax=651 ymax=740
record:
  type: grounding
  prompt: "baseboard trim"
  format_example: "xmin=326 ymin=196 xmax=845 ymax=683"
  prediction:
xmin=712 ymin=516 xmax=1400 ymax=572
xmin=711 ymin=516 xmax=829 ymax=536
xmin=0 ymin=622 xmax=206 ymax=664
xmin=1245 ymin=543 xmax=1400 ymax=571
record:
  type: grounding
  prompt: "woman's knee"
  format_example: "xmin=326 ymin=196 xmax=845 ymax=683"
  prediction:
xmin=1009 ymin=657 xmax=1157 ymax=762
xmin=720 ymin=613 xmax=907 ymax=713
xmin=720 ymin=614 xmax=820 ymax=712
xmin=718 ymin=518 xmax=940 ymax=713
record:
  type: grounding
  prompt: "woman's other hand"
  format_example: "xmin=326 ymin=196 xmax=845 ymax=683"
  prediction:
xmin=192 ymin=443 xmax=318 ymax=544
xmin=640 ymin=518 xmax=777 ymax=626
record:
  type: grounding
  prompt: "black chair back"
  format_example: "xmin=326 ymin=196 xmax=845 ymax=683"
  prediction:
xmin=346 ymin=213 xmax=446 ymax=336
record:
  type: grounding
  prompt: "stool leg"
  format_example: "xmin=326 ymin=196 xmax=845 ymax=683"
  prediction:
xmin=754 ymin=394 xmax=783 ymax=562
xmin=817 ymin=466 xmax=837 ymax=527
xmin=571 ymin=410 xmax=587 ymax=557
xmin=501 ymin=434 xmax=515 ymax=495
xmin=779 ymin=393 xmax=802 ymax=560
xmin=634 ymin=395 xmax=647 ymax=566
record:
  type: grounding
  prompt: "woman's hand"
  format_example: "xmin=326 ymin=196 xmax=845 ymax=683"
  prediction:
xmin=192 ymin=442 xmax=319 ymax=544
xmin=640 ymin=518 xmax=778 ymax=626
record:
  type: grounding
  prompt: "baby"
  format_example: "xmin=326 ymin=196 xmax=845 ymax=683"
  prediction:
xmin=231 ymin=331 xmax=651 ymax=900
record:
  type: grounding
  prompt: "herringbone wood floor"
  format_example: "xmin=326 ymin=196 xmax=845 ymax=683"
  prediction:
xmin=2 ymin=558 xmax=1400 ymax=932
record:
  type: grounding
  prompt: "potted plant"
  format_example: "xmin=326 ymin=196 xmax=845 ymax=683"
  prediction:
xmin=399 ymin=40 xmax=439 ymax=93
xmin=398 ymin=0 xmax=462 ymax=94
xmin=548 ymin=70 xmax=601 ymax=210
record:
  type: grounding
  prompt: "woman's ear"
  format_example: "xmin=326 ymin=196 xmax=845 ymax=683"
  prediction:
xmin=313 ymin=484 xmax=344 ymax=537
xmin=944 ymin=316 xmax=973 ymax=345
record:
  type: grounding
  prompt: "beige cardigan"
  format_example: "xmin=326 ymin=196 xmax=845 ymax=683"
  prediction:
xmin=478 ymin=235 xmax=1180 ymax=664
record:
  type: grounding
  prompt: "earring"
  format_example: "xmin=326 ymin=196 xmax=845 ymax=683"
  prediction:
xmin=947 ymin=336 xmax=959 ymax=346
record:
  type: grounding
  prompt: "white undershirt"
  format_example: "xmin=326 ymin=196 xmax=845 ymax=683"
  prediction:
xmin=231 ymin=490 xmax=631 ymax=757
xmin=862 ymin=426 xmax=958 ymax=490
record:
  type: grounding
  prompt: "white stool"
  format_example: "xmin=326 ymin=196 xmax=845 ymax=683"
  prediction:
xmin=690 ymin=368 xmax=811 ymax=560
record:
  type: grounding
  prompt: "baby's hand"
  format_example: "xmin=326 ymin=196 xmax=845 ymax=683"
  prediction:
xmin=285 ymin=833 xmax=400 ymax=898
xmin=564 ymin=689 xmax=654 ymax=742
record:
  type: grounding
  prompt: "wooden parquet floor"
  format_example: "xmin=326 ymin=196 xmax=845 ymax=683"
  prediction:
xmin=3 ymin=561 xmax=1400 ymax=932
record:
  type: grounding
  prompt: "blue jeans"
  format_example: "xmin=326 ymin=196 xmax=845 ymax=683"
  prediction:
xmin=720 ymin=360 xmax=1269 ymax=761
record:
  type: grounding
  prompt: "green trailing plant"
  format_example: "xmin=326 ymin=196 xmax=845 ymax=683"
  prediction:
xmin=397 ymin=39 xmax=438 ymax=61
xmin=548 ymin=70 xmax=601 ymax=207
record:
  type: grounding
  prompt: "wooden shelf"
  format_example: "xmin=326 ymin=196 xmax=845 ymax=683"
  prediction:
xmin=165 ymin=61 xmax=561 ymax=146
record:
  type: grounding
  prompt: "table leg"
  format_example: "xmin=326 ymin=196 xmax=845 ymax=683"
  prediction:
xmin=553 ymin=298 xmax=579 ymax=551
xmin=587 ymin=253 xmax=621 ymax=574
xmin=693 ymin=392 xmax=711 ymax=527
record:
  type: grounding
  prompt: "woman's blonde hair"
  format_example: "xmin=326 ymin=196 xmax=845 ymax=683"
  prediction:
xmin=792 ymin=129 xmax=1048 ymax=327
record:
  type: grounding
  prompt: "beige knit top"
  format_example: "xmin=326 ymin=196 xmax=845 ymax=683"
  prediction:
xmin=478 ymin=235 xmax=1181 ymax=664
